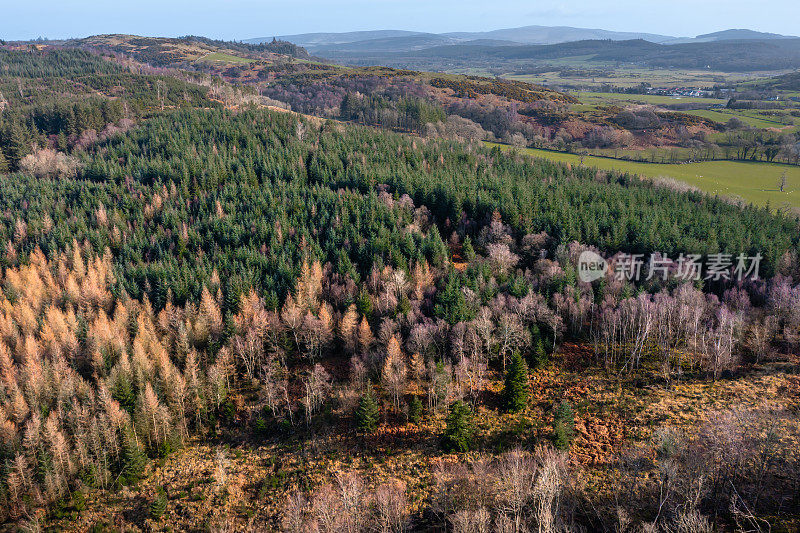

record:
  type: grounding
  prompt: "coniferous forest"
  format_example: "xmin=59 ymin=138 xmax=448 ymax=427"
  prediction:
xmin=0 ymin=43 xmax=799 ymax=532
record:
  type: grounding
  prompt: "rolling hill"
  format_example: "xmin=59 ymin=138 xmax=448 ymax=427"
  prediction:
xmin=248 ymin=29 xmax=425 ymax=46
xmin=442 ymin=25 xmax=676 ymax=44
xmin=325 ymin=37 xmax=800 ymax=72
xmin=258 ymin=25 xmax=678 ymax=50
xmin=259 ymin=25 xmax=800 ymax=73
xmin=693 ymin=28 xmax=798 ymax=42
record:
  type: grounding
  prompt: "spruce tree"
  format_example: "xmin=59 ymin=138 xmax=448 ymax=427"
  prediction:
xmin=553 ymin=401 xmax=575 ymax=450
xmin=407 ymin=395 xmax=423 ymax=424
xmin=120 ymin=428 xmax=147 ymax=484
xmin=112 ymin=374 xmax=137 ymax=414
xmin=442 ymin=400 xmax=474 ymax=453
xmin=0 ymin=149 xmax=8 ymax=174
xmin=356 ymin=289 xmax=373 ymax=318
xmin=149 ymin=487 xmax=168 ymax=519
xmin=462 ymin=236 xmax=475 ymax=261
xmin=355 ymin=382 xmax=379 ymax=433
xmin=222 ymin=276 xmax=241 ymax=317
xmin=7 ymin=124 xmax=30 ymax=168
xmin=531 ymin=325 xmax=548 ymax=369
xmin=503 ymin=351 xmax=529 ymax=412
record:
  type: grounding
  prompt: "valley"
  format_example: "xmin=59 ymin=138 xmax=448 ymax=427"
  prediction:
xmin=0 ymin=22 xmax=799 ymax=532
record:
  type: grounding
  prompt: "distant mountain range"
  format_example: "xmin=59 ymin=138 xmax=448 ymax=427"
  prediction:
xmin=668 ymin=28 xmax=799 ymax=44
xmin=246 ymin=26 xmax=798 ymax=54
xmin=440 ymin=26 xmax=677 ymax=45
xmin=411 ymin=38 xmax=800 ymax=71
xmin=245 ymin=26 xmax=800 ymax=73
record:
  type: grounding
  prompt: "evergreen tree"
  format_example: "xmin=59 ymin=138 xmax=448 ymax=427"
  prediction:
xmin=149 ymin=487 xmax=168 ymax=519
xmin=442 ymin=400 xmax=474 ymax=453
xmin=434 ymin=270 xmax=475 ymax=325
xmin=462 ymin=236 xmax=476 ymax=262
xmin=407 ymin=395 xmax=423 ymax=424
xmin=503 ymin=351 xmax=529 ymax=413
xmin=112 ymin=374 xmax=137 ymax=414
xmin=223 ymin=276 xmax=242 ymax=317
xmin=356 ymin=289 xmax=373 ymax=318
xmin=530 ymin=325 xmax=548 ymax=369
xmin=0 ymin=150 xmax=8 ymax=174
xmin=355 ymin=382 xmax=380 ymax=433
xmin=56 ymin=131 xmax=68 ymax=152
xmin=6 ymin=124 xmax=30 ymax=167
xmin=120 ymin=428 xmax=147 ymax=484
xmin=553 ymin=401 xmax=575 ymax=450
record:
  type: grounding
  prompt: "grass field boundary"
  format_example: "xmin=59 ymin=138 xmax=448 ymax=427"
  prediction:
xmin=487 ymin=142 xmax=800 ymax=210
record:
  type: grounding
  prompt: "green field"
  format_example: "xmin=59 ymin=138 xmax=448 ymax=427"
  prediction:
xmin=573 ymin=92 xmax=799 ymax=131
xmin=683 ymin=108 xmax=797 ymax=129
xmin=195 ymin=52 xmax=254 ymax=64
xmin=507 ymin=67 xmax=760 ymax=90
xmin=489 ymin=143 xmax=800 ymax=210
xmin=576 ymin=91 xmax=728 ymax=107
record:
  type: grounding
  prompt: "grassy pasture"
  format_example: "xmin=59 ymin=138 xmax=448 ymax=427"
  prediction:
xmin=489 ymin=143 xmax=800 ymax=210
xmin=576 ymin=91 xmax=728 ymax=107
xmin=508 ymin=67 xmax=758 ymax=89
xmin=574 ymin=92 xmax=798 ymax=130
xmin=684 ymin=108 xmax=797 ymax=129
xmin=195 ymin=52 xmax=254 ymax=65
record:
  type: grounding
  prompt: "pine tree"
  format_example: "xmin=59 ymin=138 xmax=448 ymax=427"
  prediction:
xmin=503 ymin=351 xmax=529 ymax=413
xmin=442 ymin=400 xmax=474 ymax=453
xmin=355 ymin=382 xmax=379 ymax=433
xmin=553 ymin=401 xmax=575 ymax=450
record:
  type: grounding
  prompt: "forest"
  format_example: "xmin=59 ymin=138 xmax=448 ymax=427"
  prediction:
xmin=20 ymin=36 xmax=798 ymax=169
xmin=0 ymin=43 xmax=798 ymax=532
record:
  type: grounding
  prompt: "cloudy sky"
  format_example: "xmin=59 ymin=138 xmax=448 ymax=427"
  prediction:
xmin=2 ymin=0 xmax=798 ymax=41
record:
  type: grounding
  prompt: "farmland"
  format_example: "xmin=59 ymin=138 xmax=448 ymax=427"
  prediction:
xmin=505 ymin=66 xmax=763 ymax=90
xmin=571 ymin=91 xmax=799 ymax=130
xmin=490 ymin=143 xmax=800 ymax=209
xmin=575 ymin=91 xmax=729 ymax=107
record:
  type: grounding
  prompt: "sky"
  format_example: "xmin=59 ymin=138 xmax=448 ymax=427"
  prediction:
xmin=2 ymin=0 xmax=799 ymax=42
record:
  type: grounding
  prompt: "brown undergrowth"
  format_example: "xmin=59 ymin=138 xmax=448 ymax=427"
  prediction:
xmin=36 ymin=346 xmax=799 ymax=532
